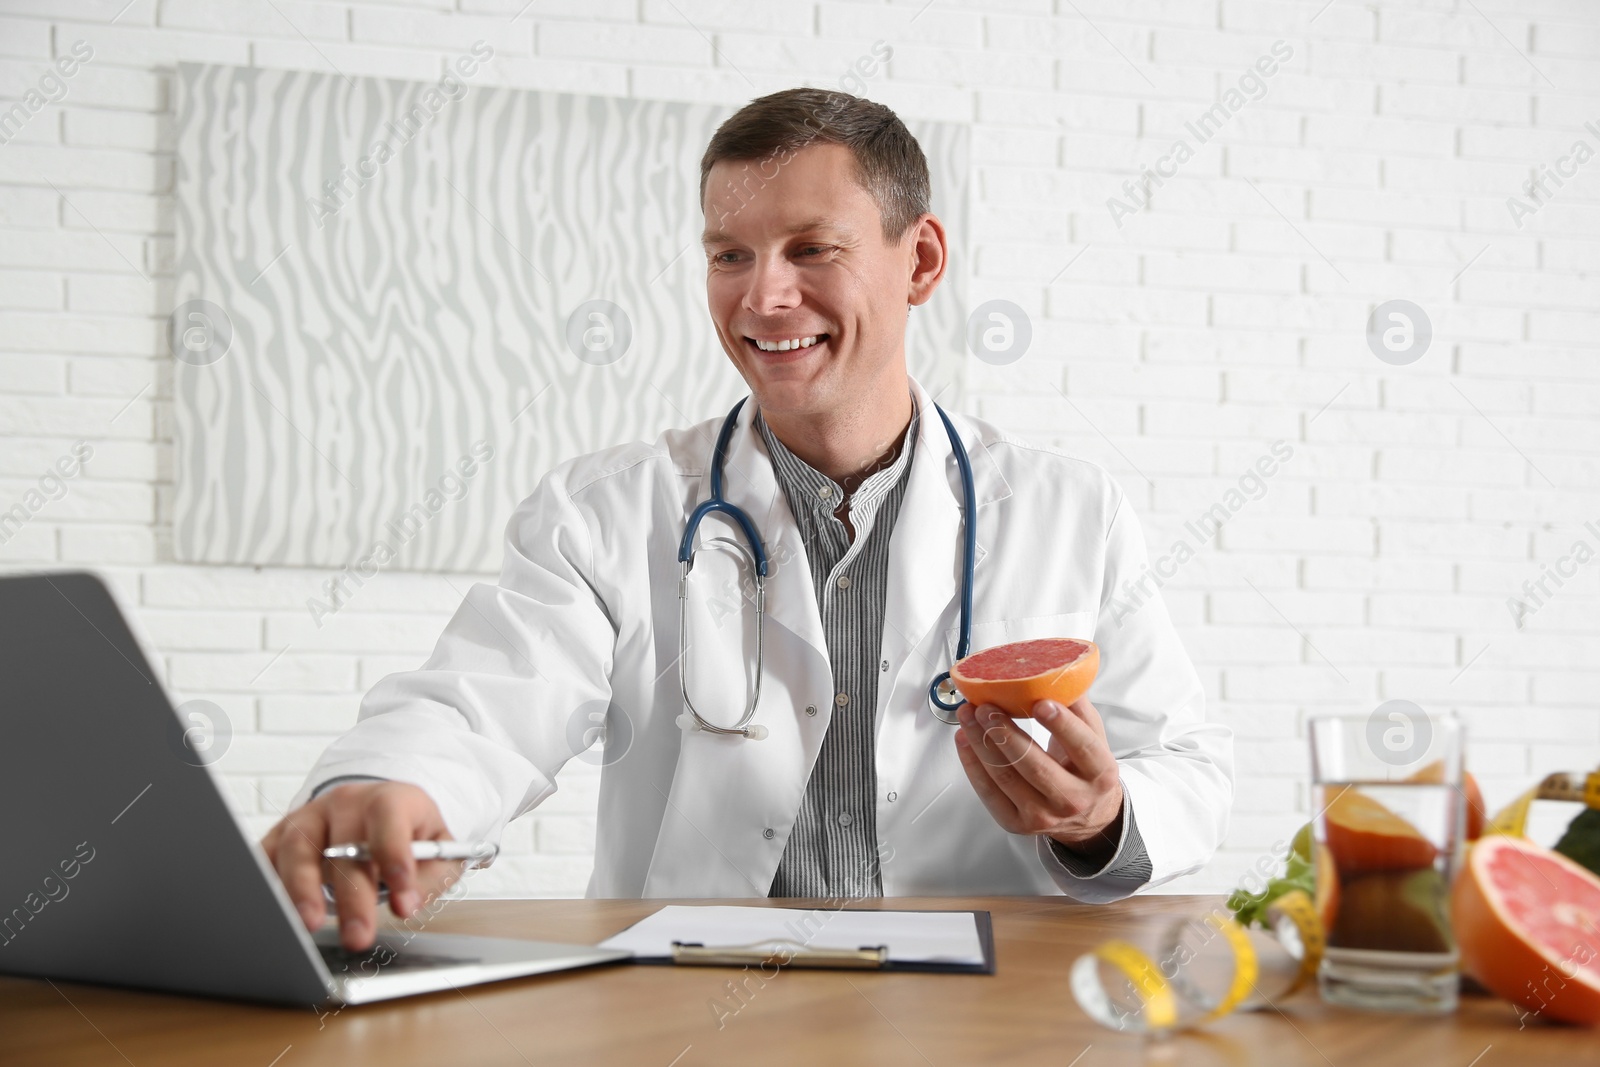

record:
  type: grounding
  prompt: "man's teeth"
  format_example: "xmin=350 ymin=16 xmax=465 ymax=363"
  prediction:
xmin=753 ymin=335 xmax=823 ymax=352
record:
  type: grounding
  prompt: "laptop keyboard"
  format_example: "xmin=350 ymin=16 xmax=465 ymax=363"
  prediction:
xmin=318 ymin=941 xmax=483 ymax=975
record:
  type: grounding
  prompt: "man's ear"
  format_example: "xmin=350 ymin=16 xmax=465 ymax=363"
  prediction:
xmin=906 ymin=213 xmax=948 ymax=308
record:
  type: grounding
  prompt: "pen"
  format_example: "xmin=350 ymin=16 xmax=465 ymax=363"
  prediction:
xmin=322 ymin=841 xmax=498 ymax=865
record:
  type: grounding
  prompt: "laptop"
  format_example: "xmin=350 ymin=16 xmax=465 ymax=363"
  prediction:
xmin=0 ymin=570 xmax=630 ymax=1006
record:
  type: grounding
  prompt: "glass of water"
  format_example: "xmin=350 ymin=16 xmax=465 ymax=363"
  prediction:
xmin=1308 ymin=707 xmax=1465 ymax=1013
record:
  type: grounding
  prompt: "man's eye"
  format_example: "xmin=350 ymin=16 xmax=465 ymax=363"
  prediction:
xmin=708 ymin=248 xmax=825 ymax=264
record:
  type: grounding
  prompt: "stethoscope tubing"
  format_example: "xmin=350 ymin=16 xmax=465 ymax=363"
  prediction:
xmin=678 ymin=394 xmax=975 ymax=738
xmin=925 ymin=403 xmax=977 ymax=724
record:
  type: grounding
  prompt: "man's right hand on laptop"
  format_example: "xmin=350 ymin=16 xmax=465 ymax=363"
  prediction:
xmin=262 ymin=781 xmax=461 ymax=952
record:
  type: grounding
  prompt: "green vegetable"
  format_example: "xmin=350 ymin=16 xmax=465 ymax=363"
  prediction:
xmin=1553 ymin=807 xmax=1600 ymax=878
xmin=1226 ymin=823 xmax=1315 ymax=930
xmin=1290 ymin=823 xmax=1313 ymax=863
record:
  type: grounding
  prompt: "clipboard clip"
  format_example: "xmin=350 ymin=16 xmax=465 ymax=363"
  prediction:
xmin=670 ymin=937 xmax=889 ymax=969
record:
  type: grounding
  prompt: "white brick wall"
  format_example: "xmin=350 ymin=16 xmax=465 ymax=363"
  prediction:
xmin=1 ymin=0 xmax=1596 ymax=898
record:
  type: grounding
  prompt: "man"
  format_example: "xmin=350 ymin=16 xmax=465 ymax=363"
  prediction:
xmin=265 ymin=89 xmax=1232 ymax=952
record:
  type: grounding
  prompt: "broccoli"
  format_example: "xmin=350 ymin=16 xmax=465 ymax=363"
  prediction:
xmin=1226 ymin=824 xmax=1316 ymax=930
xmin=1553 ymin=807 xmax=1600 ymax=878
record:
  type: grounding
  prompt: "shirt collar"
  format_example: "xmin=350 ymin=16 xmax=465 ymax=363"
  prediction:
xmin=755 ymin=387 xmax=920 ymax=524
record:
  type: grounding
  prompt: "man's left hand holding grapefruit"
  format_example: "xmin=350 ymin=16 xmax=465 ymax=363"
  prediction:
xmin=954 ymin=696 xmax=1126 ymax=867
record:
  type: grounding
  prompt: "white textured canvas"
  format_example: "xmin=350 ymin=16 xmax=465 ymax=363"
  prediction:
xmin=171 ymin=62 xmax=970 ymax=572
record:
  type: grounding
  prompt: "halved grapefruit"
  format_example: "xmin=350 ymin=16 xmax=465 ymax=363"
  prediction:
xmin=1453 ymin=834 xmax=1600 ymax=1026
xmin=1309 ymin=844 xmax=1342 ymax=932
xmin=1332 ymin=868 xmax=1453 ymax=953
xmin=1322 ymin=786 xmax=1439 ymax=876
xmin=949 ymin=638 xmax=1099 ymax=718
xmin=1404 ymin=759 xmax=1488 ymax=841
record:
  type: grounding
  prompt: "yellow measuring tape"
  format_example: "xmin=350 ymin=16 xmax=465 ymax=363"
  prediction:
xmin=1486 ymin=770 xmax=1600 ymax=837
xmin=1267 ymin=889 xmax=1325 ymax=998
xmin=1072 ymin=891 xmax=1322 ymax=1034
xmin=1082 ymin=940 xmax=1179 ymax=1031
xmin=1196 ymin=911 xmax=1261 ymax=1020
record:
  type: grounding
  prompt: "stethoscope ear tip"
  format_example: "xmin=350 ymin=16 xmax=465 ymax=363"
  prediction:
xmin=742 ymin=724 xmax=768 ymax=741
xmin=675 ymin=713 xmax=699 ymax=733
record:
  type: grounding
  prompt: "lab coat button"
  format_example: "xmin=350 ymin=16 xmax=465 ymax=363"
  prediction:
xmin=886 ymin=791 xmax=897 ymax=802
xmin=805 ymin=704 xmax=817 ymax=716
xmin=763 ymin=827 xmax=775 ymax=839
xmin=837 ymin=812 xmax=853 ymax=827
xmin=880 ymin=659 xmax=888 ymax=672
xmin=834 ymin=692 xmax=848 ymax=707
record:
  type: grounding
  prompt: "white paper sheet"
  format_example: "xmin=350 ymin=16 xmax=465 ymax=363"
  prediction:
xmin=598 ymin=905 xmax=984 ymax=965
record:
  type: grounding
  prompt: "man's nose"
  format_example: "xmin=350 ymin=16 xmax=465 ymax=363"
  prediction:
xmin=741 ymin=254 xmax=801 ymax=314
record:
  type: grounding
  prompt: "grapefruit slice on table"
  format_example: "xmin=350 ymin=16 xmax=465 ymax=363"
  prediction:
xmin=1453 ymin=834 xmax=1600 ymax=1027
xmin=1321 ymin=786 xmax=1439 ymax=876
xmin=949 ymin=638 xmax=1099 ymax=718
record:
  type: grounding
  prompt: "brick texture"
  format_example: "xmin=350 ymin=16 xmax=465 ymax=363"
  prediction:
xmin=1 ymin=0 xmax=1596 ymax=898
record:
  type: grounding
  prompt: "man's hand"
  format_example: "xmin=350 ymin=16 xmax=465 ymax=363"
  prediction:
xmin=260 ymin=781 xmax=464 ymax=952
xmin=953 ymin=696 xmax=1125 ymax=866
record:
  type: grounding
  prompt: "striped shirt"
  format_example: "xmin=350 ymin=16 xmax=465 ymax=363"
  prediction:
xmin=757 ymin=392 xmax=919 ymax=898
xmin=757 ymin=389 xmax=1152 ymax=898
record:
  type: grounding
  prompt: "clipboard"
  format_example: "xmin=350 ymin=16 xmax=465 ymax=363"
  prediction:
xmin=599 ymin=906 xmax=996 ymax=975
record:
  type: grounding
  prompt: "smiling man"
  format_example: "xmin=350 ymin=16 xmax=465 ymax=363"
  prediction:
xmin=267 ymin=88 xmax=1233 ymax=951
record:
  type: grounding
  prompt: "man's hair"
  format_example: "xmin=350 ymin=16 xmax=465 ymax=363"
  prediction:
xmin=699 ymin=88 xmax=931 ymax=245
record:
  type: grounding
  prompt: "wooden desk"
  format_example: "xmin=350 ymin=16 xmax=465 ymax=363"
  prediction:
xmin=2 ymin=896 xmax=1590 ymax=1066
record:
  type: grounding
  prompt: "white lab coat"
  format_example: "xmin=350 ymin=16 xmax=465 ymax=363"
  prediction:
xmin=291 ymin=375 xmax=1232 ymax=903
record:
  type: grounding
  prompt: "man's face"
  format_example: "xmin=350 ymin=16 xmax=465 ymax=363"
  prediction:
xmin=701 ymin=143 xmax=918 ymax=418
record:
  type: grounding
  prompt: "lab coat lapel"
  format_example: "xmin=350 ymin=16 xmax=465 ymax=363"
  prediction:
xmin=642 ymin=396 xmax=834 ymax=897
xmin=878 ymin=376 xmax=1008 ymax=722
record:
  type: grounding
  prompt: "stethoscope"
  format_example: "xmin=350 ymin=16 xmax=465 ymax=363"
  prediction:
xmin=676 ymin=396 xmax=977 ymax=740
